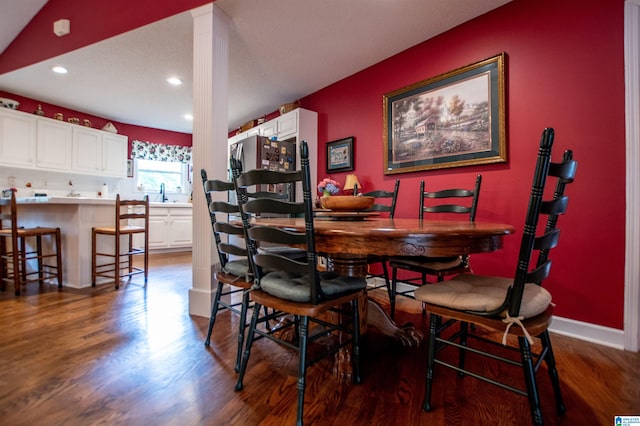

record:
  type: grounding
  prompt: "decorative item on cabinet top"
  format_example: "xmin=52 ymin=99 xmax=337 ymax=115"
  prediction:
xmin=0 ymin=97 xmax=19 ymax=110
xmin=279 ymin=101 xmax=300 ymax=115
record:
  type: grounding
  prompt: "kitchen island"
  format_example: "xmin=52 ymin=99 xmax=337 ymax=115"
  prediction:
xmin=16 ymin=197 xmax=192 ymax=288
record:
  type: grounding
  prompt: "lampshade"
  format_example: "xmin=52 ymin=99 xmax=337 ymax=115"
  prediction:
xmin=343 ymin=174 xmax=361 ymax=194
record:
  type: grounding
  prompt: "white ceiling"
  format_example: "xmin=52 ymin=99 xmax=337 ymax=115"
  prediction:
xmin=0 ymin=0 xmax=511 ymax=134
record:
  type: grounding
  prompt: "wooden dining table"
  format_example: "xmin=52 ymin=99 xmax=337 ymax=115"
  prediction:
xmin=251 ymin=216 xmax=515 ymax=348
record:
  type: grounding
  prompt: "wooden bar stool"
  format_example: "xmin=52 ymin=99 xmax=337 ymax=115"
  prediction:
xmin=91 ymin=194 xmax=149 ymax=289
xmin=0 ymin=192 xmax=63 ymax=296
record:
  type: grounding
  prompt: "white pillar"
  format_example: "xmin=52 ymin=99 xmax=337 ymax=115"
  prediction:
xmin=189 ymin=4 xmax=230 ymax=317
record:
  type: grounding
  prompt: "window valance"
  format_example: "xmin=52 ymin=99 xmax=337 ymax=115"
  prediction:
xmin=131 ymin=140 xmax=192 ymax=163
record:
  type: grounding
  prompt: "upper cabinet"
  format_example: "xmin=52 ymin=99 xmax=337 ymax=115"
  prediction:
xmin=0 ymin=108 xmax=128 ymax=178
xmin=0 ymin=107 xmax=37 ymax=168
xmin=36 ymin=118 xmax=72 ymax=171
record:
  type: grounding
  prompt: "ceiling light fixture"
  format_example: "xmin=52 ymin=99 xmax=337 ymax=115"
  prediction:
xmin=52 ymin=66 xmax=68 ymax=74
xmin=184 ymin=114 xmax=193 ymax=121
xmin=167 ymin=77 xmax=183 ymax=86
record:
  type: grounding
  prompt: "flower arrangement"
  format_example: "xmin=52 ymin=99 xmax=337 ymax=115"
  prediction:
xmin=318 ymin=178 xmax=341 ymax=196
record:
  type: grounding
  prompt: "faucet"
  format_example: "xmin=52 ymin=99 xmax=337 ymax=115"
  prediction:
xmin=159 ymin=183 xmax=168 ymax=203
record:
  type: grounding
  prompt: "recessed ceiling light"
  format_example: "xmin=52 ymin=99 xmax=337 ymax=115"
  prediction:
xmin=52 ymin=65 xmax=68 ymax=74
xmin=184 ymin=114 xmax=193 ymax=121
xmin=167 ymin=77 xmax=182 ymax=86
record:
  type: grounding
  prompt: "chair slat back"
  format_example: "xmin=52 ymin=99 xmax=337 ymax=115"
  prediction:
xmin=0 ymin=192 xmax=18 ymax=231
xmin=201 ymin=169 xmax=247 ymax=269
xmin=364 ymin=179 xmax=400 ymax=218
xmin=419 ymin=174 xmax=482 ymax=222
xmin=114 ymin=194 xmax=149 ymax=236
xmin=508 ymin=129 xmax=577 ymax=317
xmin=232 ymin=141 xmax=323 ymax=303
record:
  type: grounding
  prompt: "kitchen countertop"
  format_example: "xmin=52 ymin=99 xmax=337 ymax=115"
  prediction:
xmin=14 ymin=196 xmax=192 ymax=208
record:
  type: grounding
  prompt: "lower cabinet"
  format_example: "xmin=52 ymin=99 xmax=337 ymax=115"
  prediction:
xmin=137 ymin=206 xmax=192 ymax=251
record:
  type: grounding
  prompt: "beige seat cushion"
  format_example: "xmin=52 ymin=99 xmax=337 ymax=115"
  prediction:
xmin=413 ymin=273 xmax=552 ymax=319
xmin=390 ymin=255 xmax=463 ymax=271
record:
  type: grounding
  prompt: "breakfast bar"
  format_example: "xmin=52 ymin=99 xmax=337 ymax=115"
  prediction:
xmin=16 ymin=197 xmax=117 ymax=288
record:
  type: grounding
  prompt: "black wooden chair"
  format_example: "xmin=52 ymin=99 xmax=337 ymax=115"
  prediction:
xmin=233 ymin=141 xmax=367 ymax=426
xmin=388 ymin=174 xmax=481 ymax=318
xmin=414 ymin=128 xmax=575 ymax=426
xmin=0 ymin=191 xmax=63 ymax=296
xmin=363 ymin=179 xmax=400 ymax=298
xmin=201 ymin=169 xmax=254 ymax=373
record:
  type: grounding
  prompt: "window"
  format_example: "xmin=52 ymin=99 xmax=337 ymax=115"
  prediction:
xmin=135 ymin=159 xmax=190 ymax=193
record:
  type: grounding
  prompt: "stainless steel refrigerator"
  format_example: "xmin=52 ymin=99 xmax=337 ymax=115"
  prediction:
xmin=229 ymin=135 xmax=296 ymax=202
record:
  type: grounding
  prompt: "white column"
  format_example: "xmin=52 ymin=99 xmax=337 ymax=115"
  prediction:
xmin=624 ymin=0 xmax=640 ymax=351
xmin=189 ymin=4 xmax=230 ymax=317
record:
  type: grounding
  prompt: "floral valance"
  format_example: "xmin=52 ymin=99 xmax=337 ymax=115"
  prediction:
xmin=131 ymin=140 xmax=192 ymax=163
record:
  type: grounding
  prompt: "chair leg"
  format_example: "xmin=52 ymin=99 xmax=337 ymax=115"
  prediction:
xmin=380 ymin=259 xmax=392 ymax=302
xmin=423 ymin=312 xmax=439 ymax=412
xmin=204 ymin=281 xmax=225 ymax=346
xmin=351 ymin=297 xmax=361 ymax=384
xmin=114 ymin=231 xmax=120 ymax=290
xmin=143 ymin=233 xmax=148 ymax=283
xmin=128 ymin=234 xmax=133 ymax=276
xmin=19 ymin=236 xmax=27 ymax=284
xmin=540 ymin=330 xmax=566 ymax=415
xmin=91 ymin=230 xmax=97 ymax=286
xmin=457 ymin=321 xmax=468 ymax=376
xmin=519 ymin=336 xmax=544 ymax=426
xmin=390 ymin=266 xmax=398 ymax=320
xmin=234 ymin=288 xmax=250 ymax=373
xmin=36 ymin=235 xmax=44 ymax=285
xmin=55 ymin=228 xmax=63 ymax=289
xmin=296 ymin=315 xmax=310 ymax=426
xmin=235 ymin=302 xmax=262 ymax=392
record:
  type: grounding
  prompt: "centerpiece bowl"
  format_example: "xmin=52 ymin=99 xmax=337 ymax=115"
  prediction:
xmin=320 ymin=195 xmax=374 ymax=211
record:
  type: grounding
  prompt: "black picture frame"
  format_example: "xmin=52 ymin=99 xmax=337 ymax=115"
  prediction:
xmin=383 ymin=53 xmax=507 ymax=174
xmin=326 ymin=136 xmax=354 ymax=172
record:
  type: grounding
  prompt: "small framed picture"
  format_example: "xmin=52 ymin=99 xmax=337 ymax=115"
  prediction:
xmin=127 ymin=159 xmax=134 ymax=178
xmin=326 ymin=136 xmax=354 ymax=172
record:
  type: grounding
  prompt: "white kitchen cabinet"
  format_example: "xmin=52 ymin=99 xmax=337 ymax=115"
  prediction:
xmin=0 ymin=107 xmax=37 ymax=168
xmin=0 ymin=109 xmax=128 ymax=178
xmin=145 ymin=206 xmax=193 ymax=251
xmin=36 ymin=118 xmax=72 ymax=171
xmin=72 ymin=126 xmax=128 ymax=178
xmin=72 ymin=126 xmax=101 ymax=174
xmin=102 ymin=133 xmax=128 ymax=177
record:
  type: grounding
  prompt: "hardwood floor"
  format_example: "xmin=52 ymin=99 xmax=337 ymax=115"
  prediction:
xmin=0 ymin=252 xmax=638 ymax=425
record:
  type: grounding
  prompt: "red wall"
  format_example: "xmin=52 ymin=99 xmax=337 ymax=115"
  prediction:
xmin=301 ymin=0 xmax=625 ymax=329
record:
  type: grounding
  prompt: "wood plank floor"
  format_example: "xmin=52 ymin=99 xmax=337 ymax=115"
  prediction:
xmin=0 ymin=252 xmax=638 ymax=425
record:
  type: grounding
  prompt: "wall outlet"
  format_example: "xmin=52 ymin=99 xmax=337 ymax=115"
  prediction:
xmin=8 ymin=176 xmax=16 ymax=187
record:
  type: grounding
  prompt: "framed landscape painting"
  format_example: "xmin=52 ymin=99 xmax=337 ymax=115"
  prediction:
xmin=383 ymin=53 xmax=507 ymax=174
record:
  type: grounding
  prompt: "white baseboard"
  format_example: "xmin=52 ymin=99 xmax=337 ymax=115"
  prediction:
xmin=549 ymin=316 xmax=625 ymax=350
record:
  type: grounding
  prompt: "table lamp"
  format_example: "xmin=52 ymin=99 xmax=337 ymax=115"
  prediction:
xmin=343 ymin=174 xmax=361 ymax=195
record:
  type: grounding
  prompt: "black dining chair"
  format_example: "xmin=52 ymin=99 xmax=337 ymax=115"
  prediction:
xmin=388 ymin=174 xmax=481 ymax=319
xmin=414 ymin=128 xmax=576 ymax=426
xmin=232 ymin=140 xmax=367 ymax=426
xmin=363 ymin=179 xmax=400 ymax=299
xmin=200 ymin=169 xmax=254 ymax=373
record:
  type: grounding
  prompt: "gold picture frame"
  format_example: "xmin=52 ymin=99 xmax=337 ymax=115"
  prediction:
xmin=383 ymin=53 xmax=507 ymax=174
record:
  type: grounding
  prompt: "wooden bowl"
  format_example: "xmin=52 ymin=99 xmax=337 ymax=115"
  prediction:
xmin=320 ymin=195 xmax=374 ymax=211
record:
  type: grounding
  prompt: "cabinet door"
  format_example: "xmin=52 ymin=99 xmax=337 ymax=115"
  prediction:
xmin=37 ymin=119 xmax=72 ymax=171
xmin=102 ymin=133 xmax=128 ymax=177
xmin=148 ymin=213 xmax=169 ymax=248
xmin=277 ymin=112 xmax=297 ymax=139
xmin=168 ymin=210 xmax=192 ymax=247
xmin=72 ymin=127 xmax=101 ymax=174
xmin=0 ymin=108 xmax=36 ymax=167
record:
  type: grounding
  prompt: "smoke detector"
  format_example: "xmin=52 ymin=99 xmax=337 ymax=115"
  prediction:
xmin=54 ymin=19 xmax=70 ymax=37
